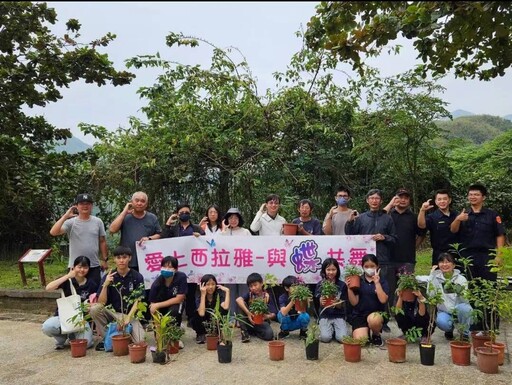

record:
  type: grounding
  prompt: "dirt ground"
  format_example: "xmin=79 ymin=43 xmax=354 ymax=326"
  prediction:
xmin=0 ymin=313 xmax=510 ymax=385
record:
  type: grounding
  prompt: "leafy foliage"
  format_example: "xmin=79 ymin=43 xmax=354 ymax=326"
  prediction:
xmin=437 ymin=115 xmax=512 ymax=145
xmin=305 ymin=2 xmax=512 ymax=80
xmin=320 ymin=280 xmax=338 ymax=298
xmin=249 ymin=297 xmax=269 ymax=315
xmin=289 ymin=284 xmax=313 ymax=302
xmin=305 ymin=322 xmax=320 ymax=347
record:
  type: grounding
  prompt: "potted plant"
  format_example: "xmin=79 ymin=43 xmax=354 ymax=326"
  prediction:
xmin=341 ymin=335 xmax=368 ymax=363
xmin=263 ymin=273 xmax=285 ymax=360
xmin=396 ymin=270 xmax=419 ymax=302
xmin=167 ymin=322 xmax=185 ymax=355
xmin=107 ymin=282 xmax=147 ymax=357
xmin=304 ymin=322 xmax=320 ymax=360
xmin=343 ymin=264 xmax=363 ymax=291
xmin=288 ymin=283 xmax=312 ymax=313
xmin=67 ymin=301 xmax=91 ymax=358
xmin=249 ymin=297 xmax=268 ymax=325
xmin=386 ymin=318 xmax=422 ymax=364
xmin=449 ymin=320 xmax=472 ymax=366
xmin=419 ymin=282 xmax=444 ymax=366
xmin=320 ymin=280 xmax=338 ymax=307
xmin=151 ymin=310 xmax=173 ymax=364
xmin=203 ymin=319 xmax=218 ymax=351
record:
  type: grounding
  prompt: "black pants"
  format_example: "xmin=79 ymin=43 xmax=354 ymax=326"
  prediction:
xmin=396 ymin=311 xmax=430 ymax=337
xmin=239 ymin=315 xmax=274 ymax=341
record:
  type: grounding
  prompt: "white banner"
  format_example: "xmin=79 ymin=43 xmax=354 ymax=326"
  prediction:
xmin=136 ymin=235 xmax=376 ymax=289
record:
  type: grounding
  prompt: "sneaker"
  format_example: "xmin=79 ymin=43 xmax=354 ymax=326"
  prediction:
xmin=444 ymin=331 xmax=454 ymax=340
xmin=95 ymin=341 xmax=105 ymax=351
xmin=299 ymin=329 xmax=307 ymax=340
xmin=382 ymin=324 xmax=391 ymax=333
xmin=55 ymin=344 xmax=65 ymax=350
xmin=241 ymin=330 xmax=251 ymax=343
xmin=196 ymin=334 xmax=206 ymax=344
xmin=178 ymin=340 xmax=184 ymax=349
xmin=278 ymin=330 xmax=290 ymax=339
xmin=371 ymin=334 xmax=384 ymax=347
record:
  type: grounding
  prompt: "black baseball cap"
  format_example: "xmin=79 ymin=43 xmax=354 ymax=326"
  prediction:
xmin=75 ymin=193 xmax=94 ymax=204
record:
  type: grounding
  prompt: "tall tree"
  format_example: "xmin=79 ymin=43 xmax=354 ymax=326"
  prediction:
xmin=305 ymin=2 xmax=512 ymax=80
xmin=0 ymin=2 xmax=134 ymax=255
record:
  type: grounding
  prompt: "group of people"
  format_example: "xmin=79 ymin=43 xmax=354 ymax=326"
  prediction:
xmin=43 ymin=183 xmax=505 ymax=350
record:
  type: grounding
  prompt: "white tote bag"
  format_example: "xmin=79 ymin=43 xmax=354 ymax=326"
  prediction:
xmin=57 ymin=279 xmax=83 ymax=334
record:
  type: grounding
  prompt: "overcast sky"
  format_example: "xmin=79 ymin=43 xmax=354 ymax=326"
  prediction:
xmin=38 ymin=2 xmax=512 ymax=145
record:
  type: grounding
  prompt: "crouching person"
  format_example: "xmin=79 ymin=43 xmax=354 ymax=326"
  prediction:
xmin=90 ymin=246 xmax=145 ymax=351
xmin=277 ymin=275 xmax=310 ymax=339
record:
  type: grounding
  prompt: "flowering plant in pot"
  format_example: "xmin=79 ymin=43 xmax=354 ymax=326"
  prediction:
xmin=396 ymin=270 xmax=419 ymax=302
xmin=343 ymin=264 xmax=363 ymax=290
xmin=320 ymin=280 xmax=338 ymax=307
xmin=419 ymin=283 xmax=444 ymax=366
xmin=304 ymin=322 xmax=320 ymax=360
xmin=249 ymin=297 xmax=269 ymax=325
xmin=167 ymin=322 xmax=185 ymax=355
xmin=203 ymin=319 xmax=218 ymax=351
xmin=67 ymin=301 xmax=92 ymax=358
xmin=289 ymin=284 xmax=312 ymax=313
xmin=341 ymin=335 xmax=368 ymax=363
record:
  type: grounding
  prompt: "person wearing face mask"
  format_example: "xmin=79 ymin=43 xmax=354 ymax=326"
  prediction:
xmin=160 ymin=202 xmax=205 ymax=327
xmin=347 ymin=254 xmax=389 ymax=347
xmin=323 ymin=186 xmax=353 ymax=235
xmin=148 ymin=256 xmax=188 ymax=347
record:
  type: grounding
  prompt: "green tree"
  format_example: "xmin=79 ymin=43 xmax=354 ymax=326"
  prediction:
xmin=305 ymin=2 xmax=512 ymax=80
xmin=0 ymin=2 xmax=134 ymax=256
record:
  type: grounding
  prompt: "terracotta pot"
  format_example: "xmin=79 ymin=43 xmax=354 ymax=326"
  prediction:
xmin=167 ymin=340 xmax=180 ymax=354
xmin=484 ymin=341 xmax=505 ymax=366
xmin=128 ymin=342 xmax=147 ymax=364
xmin=294 ymin=299 xmax=308 ymax=313
xmin=471 ymin=331 xmax=491 ymax=356
xmin=343 ymin=342 xmax=361 ymax=363
xmin=386 ymin=338 xmax=407 ymax=363
xmin=323 ymin=297 xmax=335 ymax=307
xmin=476 ymin=346 xmax=499 ymax=374
xmin=345 ymin=275 xmax=361 ymax=291
xmin=282 ymin=223 xmax=298 ymax=235
xmin=70 ymin=339 xmax=87 ymax=358
xmin=206 ymin=335 xmax=218 ymax=351
xmin=449 ymin=341 xmax=471 ymax=366
xmin=400 ymin=289 xmax=415 ymax=302
xmin=252 ymin=313 xmax=264 ymax=325
xmin=112 ymin=334 xmax=131 ymax=356
xmin=268 ymin=340 xmax=285 ymax=361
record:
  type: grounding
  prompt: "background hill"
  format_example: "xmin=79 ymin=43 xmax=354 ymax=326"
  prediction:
xmin=53 ymin=136 xmax=91 ymax=154
xmin=437 ymin=114 xmax=512 ymax=144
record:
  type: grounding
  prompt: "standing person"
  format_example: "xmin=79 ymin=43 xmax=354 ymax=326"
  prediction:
xmin=109 ymin=191 xmax=162 ymax=271
xmin=50 ymin=193 xmax=108 ymax=286
xmin=90 ymin=246 xmax=145 ymax=351
xmin=347 ymin=254 xmax=389 ymax=347
xmin=160 ymin=202 xmax=205 ymax=328
xmin=148 ymin=256 xmax=188 ymax=347
xmin=250 ymin=194 xmax=287 ymax=235
xmin=383 ymin=188 xmax=426 ymax=307
xmin=345 ymin=189 xmax=397 ymax=298
xmin=220 ymin=208 xmax=252 ymax=313
xmin=323 ymin=186 xmax=353 ymax=235
xmin=191 ymin=274 xmax=230 ymax=344
xmin=42 ymin=256 xmax=98 ymax=349
xmin=292 ymin=199 xmax=322 ymax=235
xmin=315 ymin=258 xmax=349 ymax=343
xmin=418 ymin=189 xmax=459 ymax=266
xmin=450 ymin=183 xmax=506 ymax=281
xmin=198 ymin=204 xmax=224 ymax=236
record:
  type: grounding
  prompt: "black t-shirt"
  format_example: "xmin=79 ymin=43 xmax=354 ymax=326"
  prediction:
xmin=390 ymin=208 xmax=426 ymax=263
xmin=149 ymin=271 xmax=188 ymax=315
xmin=55 ymin=278 xmax=98 ymax=316
xmin=97 ymin=269 xmax=145 ymax=314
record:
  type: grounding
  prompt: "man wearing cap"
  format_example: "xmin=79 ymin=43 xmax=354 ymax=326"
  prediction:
xmin=50 ymin=193 xmax=108 ymax=285
xmin=109 ymin=191 xmax=162 ymax=271
xmin=383 ymin=188 xmax=426 ymax=307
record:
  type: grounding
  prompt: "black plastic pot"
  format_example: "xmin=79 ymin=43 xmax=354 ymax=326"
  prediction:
xmin=151 ymin=350 xmax=168 ymax=365
xmin=419 ymin=343 xmax=436 ymax=366
xmin=305 ymin=340 xmax=319 ymax=360
xmin=217 ymin=342 xmax=232 ymax=363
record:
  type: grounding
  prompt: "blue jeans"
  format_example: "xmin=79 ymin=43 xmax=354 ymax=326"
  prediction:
xmin=436 ymin=303 xmax=473 ymax=334
xmin=277 ymin=312 xmax=310 ymax=331
xmin=42 ymin=316 xmax=94 ymax=348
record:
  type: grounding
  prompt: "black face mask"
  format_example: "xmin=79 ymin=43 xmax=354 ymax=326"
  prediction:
xmin=179 ymin=213 xmax=190 ymax=222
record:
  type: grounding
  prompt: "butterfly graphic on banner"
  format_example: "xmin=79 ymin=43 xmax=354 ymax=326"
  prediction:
xmin=206 ymin=239 xmax=216 ymax=248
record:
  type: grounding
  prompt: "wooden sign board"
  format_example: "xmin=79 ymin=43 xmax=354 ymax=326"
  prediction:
xmin=18 ymin=249 xmax=52 ymax=287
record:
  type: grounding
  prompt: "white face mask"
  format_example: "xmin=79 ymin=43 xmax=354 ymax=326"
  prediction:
xmin=364 ymin=268 xmax=376 ymax=277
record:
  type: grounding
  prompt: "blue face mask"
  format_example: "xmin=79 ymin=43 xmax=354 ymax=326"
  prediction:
xmin=336 ymin=197 xmax=348 ymax=206
xmin=179 ymin=213 xmax=190 ymax=222
xmin=161 ymin=270 xmax=174 ymax=279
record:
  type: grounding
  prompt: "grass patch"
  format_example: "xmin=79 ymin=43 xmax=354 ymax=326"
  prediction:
xmin=0 ymin=258 xmax=69 ymax=289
